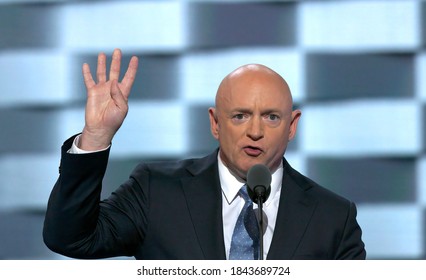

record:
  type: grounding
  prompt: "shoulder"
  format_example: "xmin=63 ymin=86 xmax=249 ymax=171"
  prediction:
xmin=284 ymin=159 xmax=353 ymax=208
xmin=130 ymin=150 xmax=219 ymax=180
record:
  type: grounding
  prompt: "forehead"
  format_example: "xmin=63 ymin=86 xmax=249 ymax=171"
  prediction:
xmin=218 ymin=69 xmax=292 ymax=110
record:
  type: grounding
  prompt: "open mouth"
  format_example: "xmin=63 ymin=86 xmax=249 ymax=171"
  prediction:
xmin=243 ymin=146 xmax=263 ymax=156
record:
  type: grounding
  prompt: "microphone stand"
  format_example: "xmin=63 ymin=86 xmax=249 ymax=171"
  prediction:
xmin=254 ymin=188 xmax=267 ymax=260
xmin=258 ymin=196 xmax=265 ymax=260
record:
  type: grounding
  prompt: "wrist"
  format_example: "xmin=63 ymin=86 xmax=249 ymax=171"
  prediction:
xmin=79 ymin=128 xmax=113 ymax=151
xmin=68 ymin=134 xmax=110 ymax=154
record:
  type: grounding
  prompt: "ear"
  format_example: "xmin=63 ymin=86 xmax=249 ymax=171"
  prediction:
xmin=208 ymin=107 xmax=219 ymax=140
xmin=288 ymin=109 xmax=301 ymax=141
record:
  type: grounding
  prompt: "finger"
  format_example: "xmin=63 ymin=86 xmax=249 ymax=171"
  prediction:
xmin=120 ymin=56 xmax=139 ymax=98
xmin=96 ymin=52 xmax=107 ymax=83
xmin=109 ymin=48 xmax=122 ymax=81
xmin=82 ymin=63 xmax=95 ymax=90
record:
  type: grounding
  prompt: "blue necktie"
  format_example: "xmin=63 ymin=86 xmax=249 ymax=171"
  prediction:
xmin=229 ymin=185 xmax=260 ymax=260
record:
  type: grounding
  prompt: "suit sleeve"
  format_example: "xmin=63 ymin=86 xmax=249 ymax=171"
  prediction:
xmin=335 ymin=202 xmax=366 ymax=260
xmin=43 ymin=135 xmax=148 ymax=259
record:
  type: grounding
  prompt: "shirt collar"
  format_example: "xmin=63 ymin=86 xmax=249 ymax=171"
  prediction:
xmin=217 ymin=153 xmax=283 ymax=206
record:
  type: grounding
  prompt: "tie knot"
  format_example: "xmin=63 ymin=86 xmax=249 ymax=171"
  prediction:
xmin=239 ymin=185 xmax=251 ymax=203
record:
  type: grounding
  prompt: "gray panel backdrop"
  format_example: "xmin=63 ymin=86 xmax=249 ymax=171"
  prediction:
xmin=0 ymin=0 xmax=425 ymax=259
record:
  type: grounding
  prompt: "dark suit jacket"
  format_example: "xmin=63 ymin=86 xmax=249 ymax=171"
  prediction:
xmin=43 ymin=135 xmax=366 ymax=260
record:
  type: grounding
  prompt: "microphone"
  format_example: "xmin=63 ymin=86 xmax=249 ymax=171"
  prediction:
xmin=246 ymin=164 xmax=271 ymax=204
xmin=246 ymin=164 xmax=272 ymax=260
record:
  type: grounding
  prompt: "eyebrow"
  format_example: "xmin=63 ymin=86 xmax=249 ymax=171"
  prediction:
xmin=230 ymin=108 xmax=283 ymax=115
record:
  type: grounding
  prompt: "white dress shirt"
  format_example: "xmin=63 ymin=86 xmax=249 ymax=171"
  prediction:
xmin=218 ymin=154 xmax=283 ymax=260
xmin=69 ymin=135 xmax=283 ymax=260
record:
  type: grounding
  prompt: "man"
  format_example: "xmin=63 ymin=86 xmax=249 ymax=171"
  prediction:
xmin=43 ymin=49 xmax=366 ymax=260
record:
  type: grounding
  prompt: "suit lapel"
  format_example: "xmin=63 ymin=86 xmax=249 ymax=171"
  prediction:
xmin=267 ymin=160 xmax=318 ymax=260
xmin=180 ymin=151 xmax=226 ymax=260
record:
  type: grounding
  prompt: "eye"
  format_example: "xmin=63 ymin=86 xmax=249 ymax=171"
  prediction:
xmin=231 ymin=113 xmax=249 ymax=124
xmin=265 ymin=114 xmax=280 ymax=121
xmin=263 ymin=113 xmax=281 ymax=126
xmin=233 ymin=113 xmax=245 ymax=120
xmin=268 ymin=114 xmax=279 ymax=121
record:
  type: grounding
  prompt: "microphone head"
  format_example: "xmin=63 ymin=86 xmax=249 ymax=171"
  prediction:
xmin=246 ymin=164 xmax=272 ymax=204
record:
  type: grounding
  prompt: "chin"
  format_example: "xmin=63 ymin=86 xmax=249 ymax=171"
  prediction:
xmin=239 ymin=162 xmax=261 ymax=174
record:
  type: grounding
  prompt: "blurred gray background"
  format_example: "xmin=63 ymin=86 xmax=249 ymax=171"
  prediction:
xmin=0 ymin=0 xmax=425 ymax=259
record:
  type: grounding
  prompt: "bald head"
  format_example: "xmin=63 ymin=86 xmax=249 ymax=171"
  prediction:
xmin=215 ymin=64 xmax=293 ymax=114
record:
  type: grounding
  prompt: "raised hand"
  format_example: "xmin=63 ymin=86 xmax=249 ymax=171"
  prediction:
xmin=79 ymin=49 xmax=138 ymax=151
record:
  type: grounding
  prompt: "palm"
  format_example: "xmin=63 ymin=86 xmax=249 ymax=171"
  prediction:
xmin=85 ymin=81 xmax=125 ymax=131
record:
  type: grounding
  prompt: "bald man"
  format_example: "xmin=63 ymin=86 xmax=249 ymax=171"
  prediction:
xmin=43 ymin=49 xmax=366 ymax=260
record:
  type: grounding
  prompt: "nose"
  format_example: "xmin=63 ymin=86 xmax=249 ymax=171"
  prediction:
xmin=246 ymin=116 xmax=264 ymax=140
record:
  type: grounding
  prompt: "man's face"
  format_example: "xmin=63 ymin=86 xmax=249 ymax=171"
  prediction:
xmin=209 ymin=67 xmax=300 ymax=179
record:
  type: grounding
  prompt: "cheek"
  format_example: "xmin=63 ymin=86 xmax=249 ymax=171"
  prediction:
xmin=218 ymin=127 xmax=245 ymax=152
xmin=269 ymin=130 xmax=290 ymax=149
xmin=219 ymin=130 xmax=237 ymax=147
xmin=220 ymin=123 xmax=243 ymax=139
